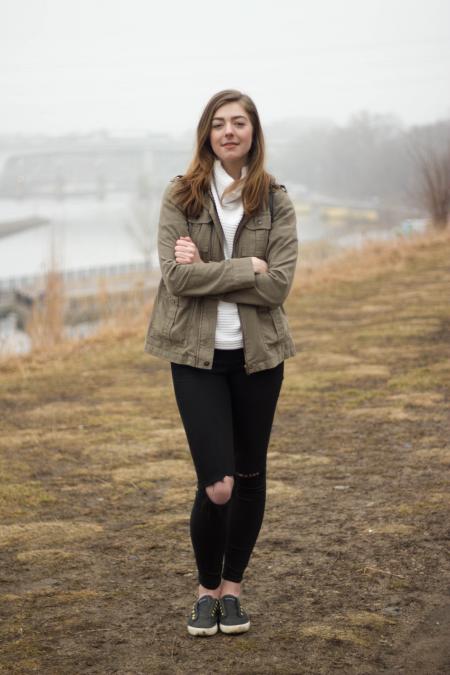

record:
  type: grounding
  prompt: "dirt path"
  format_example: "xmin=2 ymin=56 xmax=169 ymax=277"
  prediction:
xmin=1 ymin=233 xmax=449 ymax=674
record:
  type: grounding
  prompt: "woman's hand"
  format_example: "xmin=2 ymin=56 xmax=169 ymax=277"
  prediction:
xmin=251 ymin=257 xmax=268 ymax=274
xmin=174 ymin=236 xmax=203 ymax=264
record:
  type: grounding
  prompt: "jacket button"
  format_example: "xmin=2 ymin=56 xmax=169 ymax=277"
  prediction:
xmin=256 ymin=219 xmax=262 ymax=225
xmin=204 ymin=361 xmax=210 ymax=366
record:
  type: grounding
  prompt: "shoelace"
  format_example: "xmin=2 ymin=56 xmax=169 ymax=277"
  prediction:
xmin=191 ymin=598 xmax=220 ymax=620
xmin=219 ymin=597 xmax=245 ymax=618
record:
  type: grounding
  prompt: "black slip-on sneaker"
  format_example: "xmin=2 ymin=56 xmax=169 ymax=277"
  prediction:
xmin=187 ymin=595 xmax=219 ymax=636
xmin=218 ymin=594 xmax=250 ymax=634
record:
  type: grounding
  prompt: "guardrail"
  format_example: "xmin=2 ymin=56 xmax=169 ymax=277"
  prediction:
xmin=0 ymin=259 xmax=158 ymax=291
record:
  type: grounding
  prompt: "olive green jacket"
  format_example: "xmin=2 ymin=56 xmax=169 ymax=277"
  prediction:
xmin=144 ymin=178 xmax=299 ymax=374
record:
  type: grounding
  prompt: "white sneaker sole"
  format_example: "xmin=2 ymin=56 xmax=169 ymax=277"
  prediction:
xmin=187 ymin=623 xmax=218 ymax=637
xmin=219 ymin=620 xmax=250 ymax=634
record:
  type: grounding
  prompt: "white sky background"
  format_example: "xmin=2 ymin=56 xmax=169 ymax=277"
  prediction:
xmin=1 ymin=0 xmax=449 ymax=137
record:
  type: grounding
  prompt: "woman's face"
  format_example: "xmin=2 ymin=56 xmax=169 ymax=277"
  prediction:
xmin=209 ymin=101 xmax=254 ymax=168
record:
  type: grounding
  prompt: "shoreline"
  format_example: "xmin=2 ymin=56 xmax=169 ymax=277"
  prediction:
xmin=0 ymin=216 xmax=49 ymax=239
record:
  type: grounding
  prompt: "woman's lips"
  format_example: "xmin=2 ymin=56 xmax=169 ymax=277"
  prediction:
xmin=223 ymin=143 xmax=238 ymax=148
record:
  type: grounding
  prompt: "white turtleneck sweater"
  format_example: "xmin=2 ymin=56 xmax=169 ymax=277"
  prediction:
xmin=210 ymin=159 xmax=248 ymax=349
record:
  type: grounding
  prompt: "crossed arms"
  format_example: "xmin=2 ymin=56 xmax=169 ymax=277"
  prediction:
xmin=158 ymin=184 xmax=299 ymax=309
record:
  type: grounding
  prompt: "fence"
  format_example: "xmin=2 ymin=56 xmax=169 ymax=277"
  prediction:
xmin=0 ymin=259 xmax=158 ymax=292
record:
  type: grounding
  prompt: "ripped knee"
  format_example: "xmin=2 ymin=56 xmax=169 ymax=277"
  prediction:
xmin=206 ymin=475 xmax=234 ymax=505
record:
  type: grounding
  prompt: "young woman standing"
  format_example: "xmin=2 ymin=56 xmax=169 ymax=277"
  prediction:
xmin=144 ymin=89 xmax=298 ymax=636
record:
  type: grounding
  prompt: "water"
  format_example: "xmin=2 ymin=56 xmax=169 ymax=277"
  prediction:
xmin=0 ymin=194 xmax=157 ymax=281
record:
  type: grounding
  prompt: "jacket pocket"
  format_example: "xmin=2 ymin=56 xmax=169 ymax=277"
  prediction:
xmin=167 ymin=295 xmax=194 ymax=344
xmin=270 ymin=306 xmax=289 ymax=340
xmin=240 ymin=213 xmax=271 ymax=257
xmin=146 ymin=284 xmax=193 ymax=346
xmin=188 ymin=211 xmax=213 ymax=261
xmin=257 ymin=305 xmax=287 ymax=347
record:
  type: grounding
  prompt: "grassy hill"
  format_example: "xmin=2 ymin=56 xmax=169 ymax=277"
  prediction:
xmin=1 ymin=230 xmax=449 ymax=674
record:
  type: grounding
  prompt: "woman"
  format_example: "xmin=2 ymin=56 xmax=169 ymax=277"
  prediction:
xmin=144 ymin=89 xmax=298 ymax=636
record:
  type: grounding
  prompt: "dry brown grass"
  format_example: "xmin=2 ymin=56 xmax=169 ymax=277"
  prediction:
xmin=294 ymin=226 xmax=450 ymax=291
xmin=0 ymin=521 xmax=104 ymax=548
xmin=25 ymin=269 xmax=65 ymax=349
xmin=0 ymin=225 xmax=449 ymax=674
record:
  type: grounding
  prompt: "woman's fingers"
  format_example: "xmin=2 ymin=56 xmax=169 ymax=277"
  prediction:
xmin=175 ymin=239 xmax=194 ymax=252
xmin=174 ymin=236 xmax=200 ymax=264
xmin=174 ymin=248 xmax=190 ymax=257
xmin=175 ymin=242 xmax=195 ymax=251
xmin=175 ymin=244 xmax=195 ymax=264
xmin=251 ymin=256 xmax=268 ymax=273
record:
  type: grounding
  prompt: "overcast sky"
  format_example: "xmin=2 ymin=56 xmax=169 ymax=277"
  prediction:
xmin=1 ymin=0 xmax=449 ymax=137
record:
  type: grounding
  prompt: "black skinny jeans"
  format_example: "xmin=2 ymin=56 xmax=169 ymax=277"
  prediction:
xmin=170 ymin=348 xmax=284 ymax=589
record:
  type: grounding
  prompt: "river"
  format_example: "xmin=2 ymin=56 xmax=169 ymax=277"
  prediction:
xmin=0 ymin=193 xmax=159 ymax=282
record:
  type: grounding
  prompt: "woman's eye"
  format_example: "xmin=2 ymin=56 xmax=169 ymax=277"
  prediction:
xmin=212 ymin=122 xmax=246 ymax=129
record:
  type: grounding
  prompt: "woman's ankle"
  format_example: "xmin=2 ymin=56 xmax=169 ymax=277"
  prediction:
xmin=220 ymin=579 xmax=241 ymax=597
xmin=198 ymin=583 xmax=221 ymax=599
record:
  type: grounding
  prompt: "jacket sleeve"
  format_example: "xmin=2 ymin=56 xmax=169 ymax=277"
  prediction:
xmin=217 ymin=189 xmax=299 ymax=309
xmin=158 ymin=182 xmax=256 ymax=297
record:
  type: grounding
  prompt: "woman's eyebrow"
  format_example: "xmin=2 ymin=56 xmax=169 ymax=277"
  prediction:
xmin=212 ymin=115 xmax=248 ymax=121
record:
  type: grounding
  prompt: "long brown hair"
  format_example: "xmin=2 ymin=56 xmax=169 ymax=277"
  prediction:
xmin=172 ymin=89 xmax=280 ymax=218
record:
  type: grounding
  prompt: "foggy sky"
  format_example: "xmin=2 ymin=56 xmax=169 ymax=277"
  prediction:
xmin=1 ymin=0 xmax=449 ymax=137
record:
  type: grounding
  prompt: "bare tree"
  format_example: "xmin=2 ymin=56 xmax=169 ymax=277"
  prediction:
xmin=409 ymin=121 xmax=450 ymax=230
